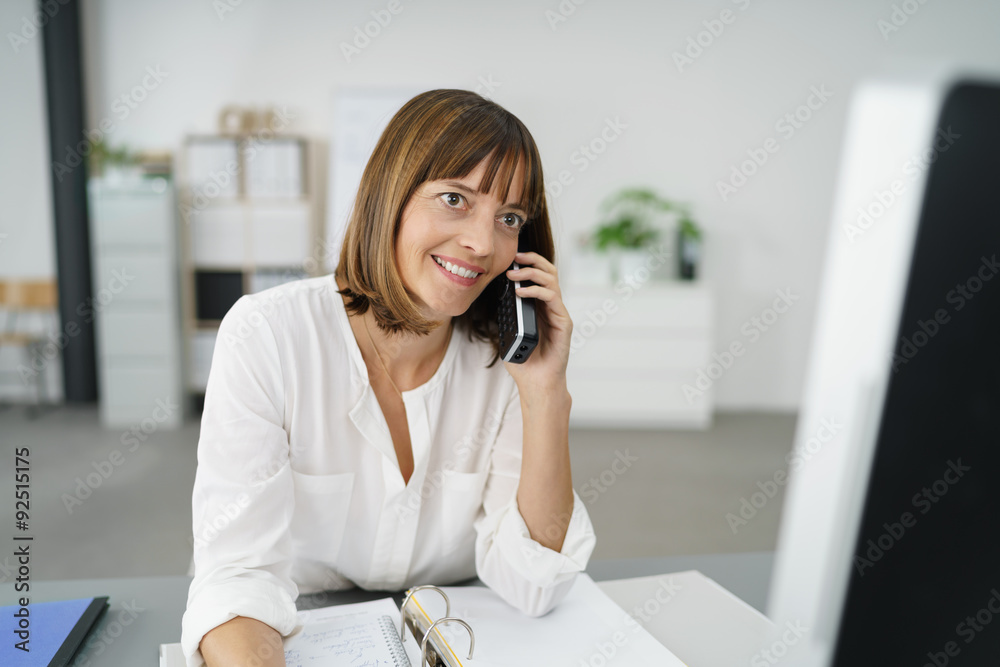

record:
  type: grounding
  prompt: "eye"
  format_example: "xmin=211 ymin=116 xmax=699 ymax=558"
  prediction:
xmin=498 ymin=212 xmax=526 ymax=230
xmin=439 ymin=192 xmax=466 ymax=209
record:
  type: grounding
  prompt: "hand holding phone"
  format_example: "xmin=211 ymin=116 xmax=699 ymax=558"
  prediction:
xmin=497 ymin=257 xmax=538 ymax=363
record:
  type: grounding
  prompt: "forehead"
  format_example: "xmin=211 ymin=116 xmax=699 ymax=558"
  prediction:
xmin=428 ymin=155 xmax=527 ymax=207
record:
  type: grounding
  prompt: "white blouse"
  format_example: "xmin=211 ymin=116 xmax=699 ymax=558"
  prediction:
xmin=180 ymin=275 xmax=597 ymax=666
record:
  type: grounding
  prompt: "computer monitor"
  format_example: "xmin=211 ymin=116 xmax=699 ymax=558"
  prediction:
xmin=766 ymin=66 xmax=1000 ymax=666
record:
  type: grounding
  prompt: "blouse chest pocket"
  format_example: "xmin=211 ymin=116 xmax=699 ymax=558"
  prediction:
xmin=440 ymin=469 xmax=490 ymax=556
xmin=289 ymin=470 xmax=355 ymax=563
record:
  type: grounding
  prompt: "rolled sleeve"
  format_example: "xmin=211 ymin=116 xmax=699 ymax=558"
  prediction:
xmin=181 ymin=295 xmax=299 ymax=666
xmin=474 ymin=380 xmax=597 ymax=617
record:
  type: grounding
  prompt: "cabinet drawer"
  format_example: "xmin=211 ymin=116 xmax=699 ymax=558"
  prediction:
xmin=249 ymin=204 xmax=310 ymax=266
xmin=101 ymin=364 xmax=180 ymax=416
xmin=96 ymin=253 xmax=173 ymax=303
xmin=568 ymin=376 xmax=711 ymax=428
xmin=190 ymin=206 xmax=246 ymax=267
xmin=564 ymin=287 xmax=712 ymax=330
xmin=569 ymin=336 xmax=710 ymax=371
xmin=90 ymin=194 xmax=172 ymax=247
xmin=99 ymin=308 xmax=175 ymax=356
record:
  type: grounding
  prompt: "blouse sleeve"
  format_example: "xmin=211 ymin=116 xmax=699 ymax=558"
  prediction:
xmin=473 ymin=378 xmax=597 ymax=617
xmin=180 ymin=295 xmax=300 ymax=667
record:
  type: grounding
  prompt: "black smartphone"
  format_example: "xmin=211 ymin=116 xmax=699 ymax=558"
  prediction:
xmin=496 ymin=241 xmax=538 ymax=364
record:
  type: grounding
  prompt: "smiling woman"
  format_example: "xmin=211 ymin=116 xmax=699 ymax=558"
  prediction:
xmin=182 ymin=89 xmax=595 ymax=667
xmin=335 ymin=88 xmax=554 ymax=348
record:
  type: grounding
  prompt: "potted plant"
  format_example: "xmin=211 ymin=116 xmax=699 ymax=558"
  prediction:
xmin=89 ymin=139 xmax=139 ymax=184
xmin=589 ymin=188 xmax=676 ymax=283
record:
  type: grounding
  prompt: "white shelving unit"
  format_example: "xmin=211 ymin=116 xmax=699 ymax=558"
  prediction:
xmin=87 ymin=176 xmax=184 ymax=428
xmin=563 ymin=282 xmax=714 ymax=429
xmin=177 ymin=134 xmax=321 ymax=400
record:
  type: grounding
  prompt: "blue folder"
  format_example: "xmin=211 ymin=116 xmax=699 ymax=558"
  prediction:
xmin=0 ymin=597 xmax=109 ymax=666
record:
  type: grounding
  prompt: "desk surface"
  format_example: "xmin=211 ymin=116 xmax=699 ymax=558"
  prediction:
xmin=2 ymin=552 xmax=773 ymax=665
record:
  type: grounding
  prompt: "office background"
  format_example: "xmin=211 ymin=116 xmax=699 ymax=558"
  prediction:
xmin=1 ymin=0 xmax=998 ymax=581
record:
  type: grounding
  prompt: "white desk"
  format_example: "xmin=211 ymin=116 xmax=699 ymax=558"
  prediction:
xmin=3 ymin=552 xmax=773 ymax=665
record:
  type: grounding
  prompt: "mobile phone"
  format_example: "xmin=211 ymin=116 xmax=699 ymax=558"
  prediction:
xmin=497 ymin=248 xmax=538 ymax=364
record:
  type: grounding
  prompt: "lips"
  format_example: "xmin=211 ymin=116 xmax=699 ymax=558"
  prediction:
xmin=431 ymin=255 xmax=481 ymax=286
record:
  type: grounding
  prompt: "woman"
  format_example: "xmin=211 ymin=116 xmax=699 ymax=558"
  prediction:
xmin=181 ymin=89 xmax=596 ymax=666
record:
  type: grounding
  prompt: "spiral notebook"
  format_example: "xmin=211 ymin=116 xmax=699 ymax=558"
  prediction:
xmin=283 ymin=613 xmax=409 ymax=666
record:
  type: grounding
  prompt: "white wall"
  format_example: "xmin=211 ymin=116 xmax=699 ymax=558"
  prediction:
xmin=8 ymin=0 xmax=1000 ymax=410
xmin=0 ymin=0 xmax=61 ymax=402
xmin=1 ymin=0 xmax=56 ymax=278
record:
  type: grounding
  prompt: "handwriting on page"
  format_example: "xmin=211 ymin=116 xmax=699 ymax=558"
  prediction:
xmin=284 ymin=615 xmax=404 ymax=667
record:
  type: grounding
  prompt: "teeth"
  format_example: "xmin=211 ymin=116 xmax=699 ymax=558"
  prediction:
xmin=434 ymin=256 xmax=479 ymax=279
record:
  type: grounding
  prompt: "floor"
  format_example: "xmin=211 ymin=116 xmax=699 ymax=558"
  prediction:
xmin=0 ymin=405 xmax=796 ymax=583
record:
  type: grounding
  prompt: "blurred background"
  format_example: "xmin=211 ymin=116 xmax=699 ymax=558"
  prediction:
xmin=1 ymin=0 xmax=998 ymax=582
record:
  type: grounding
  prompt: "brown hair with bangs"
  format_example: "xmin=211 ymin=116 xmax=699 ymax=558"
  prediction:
xmin=334 ymin=89 xmax=554 ymax=367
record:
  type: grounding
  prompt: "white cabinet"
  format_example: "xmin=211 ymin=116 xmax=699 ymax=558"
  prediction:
xmin=178 ymin=135 xmax=320 ymax=395
xmin=564 ymin=283 xmax=713 ymax=429
xmin=88 ymin=177 xmax=183 ymax=428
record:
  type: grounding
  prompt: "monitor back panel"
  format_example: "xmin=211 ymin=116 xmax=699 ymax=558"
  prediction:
xmin=832 ymin=81 xmax=1000 ymax=665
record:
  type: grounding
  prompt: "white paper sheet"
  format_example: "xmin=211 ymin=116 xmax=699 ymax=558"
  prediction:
xmin=421 ymin=575 xmax=687 ymax=666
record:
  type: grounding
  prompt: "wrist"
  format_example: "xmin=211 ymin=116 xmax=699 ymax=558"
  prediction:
xmin=519 ymin=383 xmax=572 ymax=412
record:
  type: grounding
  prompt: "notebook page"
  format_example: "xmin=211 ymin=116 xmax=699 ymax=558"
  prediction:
xmin=429 ymin=574 xmax=687 ymax=666
xmin=284 ymin=614 xmax=410 ymax=667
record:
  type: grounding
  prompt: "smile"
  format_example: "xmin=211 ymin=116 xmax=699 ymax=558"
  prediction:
xmin=433 ymin=255 xmax=481 ymax=279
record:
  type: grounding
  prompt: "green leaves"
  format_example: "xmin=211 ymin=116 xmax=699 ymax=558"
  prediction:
xmin=592 ymin=187 xmax=701 ymax=250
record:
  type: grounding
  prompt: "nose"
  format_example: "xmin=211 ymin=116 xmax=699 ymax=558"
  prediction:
xmin=457 ymin=208 xmax=494 ymax=259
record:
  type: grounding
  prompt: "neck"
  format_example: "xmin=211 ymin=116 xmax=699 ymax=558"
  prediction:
xmin=337 ymin=277 xmax=454 ymax=390
xmin=363 ymin=309 xmax=453 ymax=383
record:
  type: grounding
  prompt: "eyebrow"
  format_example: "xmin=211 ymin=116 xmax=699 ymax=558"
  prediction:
xmin=438 ymin=180 xmax=528 ymax=215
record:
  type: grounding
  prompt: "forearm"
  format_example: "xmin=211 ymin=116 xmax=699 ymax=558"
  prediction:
xmin=515 ymin=383 xmax=575 ymax=553
xmin=200 ymin=616 xmax=286 ymax=667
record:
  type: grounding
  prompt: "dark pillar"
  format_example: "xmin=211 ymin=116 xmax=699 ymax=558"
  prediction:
xmin=40 ymin=0 xmax=97 ymax=403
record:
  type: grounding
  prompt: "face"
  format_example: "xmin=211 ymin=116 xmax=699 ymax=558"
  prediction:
xmin=394 ymin=156 xmax=529 ymax=323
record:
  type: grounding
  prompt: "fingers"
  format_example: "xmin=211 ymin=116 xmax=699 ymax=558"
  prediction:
xmin=506 ymin=265 xmax=554 ymax=287
xmin=514 ymin=251 xmax=556 ymax=275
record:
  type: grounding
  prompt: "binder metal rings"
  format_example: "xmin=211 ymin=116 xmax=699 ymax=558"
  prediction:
xmin=421 ymin=618 xmax=474 ymax=667
xmin=400 ymin=585 xmax=450 ymax=641
xmin=401 ymin=585 xmax=476 ymax=667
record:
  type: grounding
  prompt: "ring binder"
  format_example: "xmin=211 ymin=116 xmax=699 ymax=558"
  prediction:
xmin=401 ymin=585 xmax=476 ymax=667
xmin=421 ymin=618 xmax=474 ymax=667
